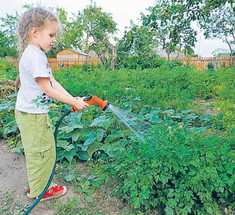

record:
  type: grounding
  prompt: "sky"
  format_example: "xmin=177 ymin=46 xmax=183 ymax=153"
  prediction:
xmin=0 ymin=0 xmax=229 ymax=57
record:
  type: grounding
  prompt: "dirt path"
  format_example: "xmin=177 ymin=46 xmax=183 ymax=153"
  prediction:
xmin=0 ymin=143 xmax=76 ymax=215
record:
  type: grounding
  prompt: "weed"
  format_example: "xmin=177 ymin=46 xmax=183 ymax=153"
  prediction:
xmin=0 ymin=191 xmax=28 ymax=215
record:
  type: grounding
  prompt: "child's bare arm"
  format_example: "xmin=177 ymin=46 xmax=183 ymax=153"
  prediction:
xmin=36 ymin=77 xmax=89 ymax=110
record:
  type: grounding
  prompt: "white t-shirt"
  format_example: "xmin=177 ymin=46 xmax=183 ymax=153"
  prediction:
xmin=15 ymin=45 xmax=52 ymax=114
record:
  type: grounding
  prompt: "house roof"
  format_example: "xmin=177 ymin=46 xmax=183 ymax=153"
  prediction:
xmin=153 ymin=47 xmax=185 ymax=58
xmin=87 ymin=50 xmax=98 ymax=58
xmin=70 ymin=49 xmax=87 ymax=56
xmin=57 ymin=49 xmax=87 ymax=56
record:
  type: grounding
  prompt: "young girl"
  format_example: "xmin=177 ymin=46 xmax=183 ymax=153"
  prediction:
xmin=15 ymin=7 xmax=89 ymax=200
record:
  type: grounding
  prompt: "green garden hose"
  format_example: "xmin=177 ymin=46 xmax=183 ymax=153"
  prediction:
xmin=23 ymin=109 xmax=71 ymax=215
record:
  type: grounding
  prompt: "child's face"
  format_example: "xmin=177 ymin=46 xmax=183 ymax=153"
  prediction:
xmin=30 ymin=21 xmax=58 ymax=53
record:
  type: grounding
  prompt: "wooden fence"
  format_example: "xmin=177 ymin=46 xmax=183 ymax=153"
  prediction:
xmin=169 ymin=56 xmax=233 ymax=70
xmin=48 ymin=57 xmax=101 ymax=71
xmin=6 ymin=56 xmax=233 ymax=71
xmin=6 ymin=57 xmax=101 ymax=72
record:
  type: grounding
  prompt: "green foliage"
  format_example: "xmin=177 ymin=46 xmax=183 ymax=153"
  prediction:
xmin=169 ymin=0 xmax=234 ymax=55
xmin=102 ymin=121 xmax=235 ymax=214
xmin=53 ymin=65 xmax=234 ymax=130
xmin=199 ymin=4 xmax=235 ymax=56
xmin=54 ymin=196 xmax=82 ymax=215
xmin=141 ymin=3 xmax=197 ymax=59
xmin=0 ymin=98 xmax=18 ymax=139
xmin=52 ymin=64 xmax=210 ymax=110
xmin=116 ymin=55 xmax=166 ymax=70
xmin=0 ymin=191 xmax=28 ymax=214
xmin=0 ymin=60 xmax=17 ymax=79
xmin=0 ymin=59 xmax=234 ymax=214
xmin=171 ymin=0 xmax=233 ymax=20
xmin=81 ymin=3 xmax=117 ymax=69
xmin=116 ymin=21 xmax=159 ymax=67
xmin=0 ymin=13 xmax=19 ymax=58
xmin=52 ymin=65 xmax=234 ymax=214
xmin=54 ymin=105 xmax=114 ymax=162
xmin=0 ymin=61 xmax=18 ymax=139
xmin=0 ymin=31 xmax=17 ymax=58
xmin=212 ymin=68 xmax=235 ymax=129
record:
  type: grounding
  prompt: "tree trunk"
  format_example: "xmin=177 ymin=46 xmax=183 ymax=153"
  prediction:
xmin=104 ymin=37 xmax=117 ymax=70
xmin=225 ymin=37 xmax=233 ymax=57
xmin=166 ymin=46 xmax=170 ymax=60
xmin=92 ymin=34 xmax=106 ymax=69
xmin=225 ymin=38 xmax=235 ymax=67
xmin=100 ymin=50 xmax=107 ymax=70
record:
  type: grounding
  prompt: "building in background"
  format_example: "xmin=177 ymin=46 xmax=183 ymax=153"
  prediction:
xmin=56 ymin=49 xmax=87 ymax=60
xmin=47 ymin=49 xmax=101 ymax=71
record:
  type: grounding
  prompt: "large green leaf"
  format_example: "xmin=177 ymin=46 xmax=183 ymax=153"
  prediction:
xmin=62 ymin=112 xmax=83 ymax=132
xmin=77 ymin=151 xmax=89 ymax=161
xmin=59 ymin=148 xmax=77 ymax=162
xmin=105 ymin=131 xmax=124 ymax=143
xmin=87 ymin=141 xmax=101 ymax=157
xmin=89 ymin=115 xmax=112 ymax=129
xmin=84 ymin=131 xmax=97 ymax=146
xmin=90 ymin=115 xmax=107 ymax=127
xmin=70 ymin=129 xmax=81 ymax=142
xmin=100 ymin=142 xmax=122 ymax=158
xmin=181 ymin=109 xmax=192 ymax=114
xmin=57 ymin=140 xmax=74 ymax=151
xmin=149 ymin=113 xmax=163 ymax=124
xmin=184 ymin=113 xmax=198 ymax=120
xmin=96 ymin=129 xmax=105 ymax=141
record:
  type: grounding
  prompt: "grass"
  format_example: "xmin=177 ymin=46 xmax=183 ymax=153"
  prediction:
xmin=51 ymin=196 xmax=84 ymax=215
xmin=0 ymin=191 xmax=28 ymax=215
xmin=53 ymin=160 xmax=134 ymax=214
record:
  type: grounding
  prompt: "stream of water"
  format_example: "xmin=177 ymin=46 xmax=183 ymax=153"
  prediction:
xmin=108 ymin=104 xmax=151 ymax=143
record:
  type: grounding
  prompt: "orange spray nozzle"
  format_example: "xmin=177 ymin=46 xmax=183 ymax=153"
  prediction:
xmin=70 ymin=94 xmax=110 ymax=112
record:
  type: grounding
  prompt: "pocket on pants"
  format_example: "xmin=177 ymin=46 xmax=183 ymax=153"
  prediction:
xmin=30 ymin=135 xmax=52 ymax=154
xmin=31 ymin=123 xmax=54 ymax=154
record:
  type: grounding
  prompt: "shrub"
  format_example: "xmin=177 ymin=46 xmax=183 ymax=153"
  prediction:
xmin=0 ymin=60 xmax=17 ymax=80
xmin=116 ymin=55 xmax=167 ymax=70
xmin=102 ymin=124 xmax=235 ymax=214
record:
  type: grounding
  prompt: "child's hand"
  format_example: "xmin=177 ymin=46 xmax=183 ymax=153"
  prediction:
xmin=74 ymin=97 xmax=89 ymax=111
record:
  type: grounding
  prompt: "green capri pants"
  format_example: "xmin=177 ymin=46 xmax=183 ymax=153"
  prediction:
xmin=15 ymin=110 xmax=55 ymax=198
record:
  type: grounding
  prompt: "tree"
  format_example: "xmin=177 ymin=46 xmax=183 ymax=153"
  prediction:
xmin=170 ymin=0 xmax=234 ymax=20
xmin=116 ymin=21 xmax=159 ymax=68
xmin=212 ymin=48 xmax=230 ymax=57
xmin=118 ymin=21 xmax=158 ymax=57
xmin=170 ymin=0 xmax=235 ymax=57
xmin=199 ymin=4 xmax=235 ymax=57
xmin=141 ymin=2 xmax=197 ymax=59
xmin=0 ymin=13 xmax=19 ymax=57
xmin=0 ymin=4 xmax=85 ymax=58
xmin=47 ymin=7 xmax=84 ymax=58
xmin=80 ymin=3 xmax=117 ymax=70
xmin=182 ymin=45 xmax=196 ymax=57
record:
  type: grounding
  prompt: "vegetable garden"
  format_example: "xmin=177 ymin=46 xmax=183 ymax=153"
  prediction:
xmin=0 ymin=59 xmax=234 ymax=214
